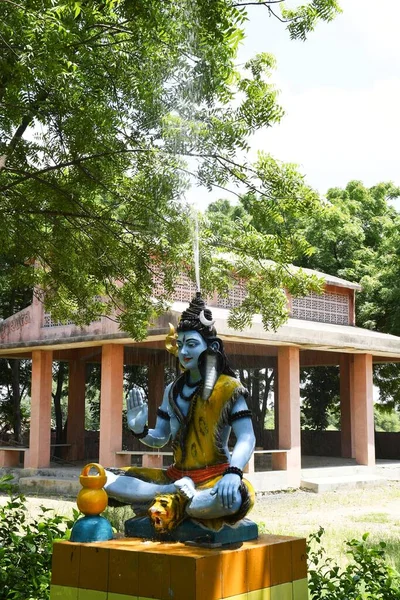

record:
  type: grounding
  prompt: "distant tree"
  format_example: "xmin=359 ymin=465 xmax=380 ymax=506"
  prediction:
xmin=52 ymin=362 xmax=68 ymax=451
xmin=297 ymin=182 xmax=400 ymax=423
xmin=300 ymin=367 xmax=340 ymax=430
xmin=238 ymin=367 xmax=274 ymax=445
xmin=373 ymin=363 xmax=400 ymax=411
xmin=0 ymin=266 xmax=32 ymax=443
xmin=374 ymin=406 xmax=400 ymax=433
xmin=0 ymin=360 xmax=31 ymax=443
xmin=206 ymin=180 xmax=400 ymax=427
xmin=298 ymin=181 xmax=400 ymax=331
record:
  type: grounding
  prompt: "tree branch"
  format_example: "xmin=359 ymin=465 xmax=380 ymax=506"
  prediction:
xmin=0 ymin=90 xmax=48 ymax=170
xmin=232 ymin=0 xmax=283 ymax=6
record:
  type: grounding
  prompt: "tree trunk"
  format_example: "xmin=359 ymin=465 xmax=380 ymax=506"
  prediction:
xmin=53 ymin=362 xmax=66 ymax=456
xmin=261 ymin=369 xmax=274 ymax=429
xmin=10 ymin=359 xmax=22 ymax=444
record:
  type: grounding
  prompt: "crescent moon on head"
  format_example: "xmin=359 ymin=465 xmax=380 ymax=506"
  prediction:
xmin=199 ymin=310 xmax=215 ymax=327
xmin=165 ymin=322 xmax=179 ymax=357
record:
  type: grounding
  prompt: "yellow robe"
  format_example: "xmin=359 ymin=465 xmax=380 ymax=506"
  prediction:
xmin=123 ymin=374 xmax=255 ymax=529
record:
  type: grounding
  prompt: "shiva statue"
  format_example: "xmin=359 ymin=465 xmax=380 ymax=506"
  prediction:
xmin=105 ymin=293 xmax=257 ymax=539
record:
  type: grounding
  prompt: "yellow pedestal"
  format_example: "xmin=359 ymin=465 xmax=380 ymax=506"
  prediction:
xmin=50 ymin=534 xmax=308 ymax=600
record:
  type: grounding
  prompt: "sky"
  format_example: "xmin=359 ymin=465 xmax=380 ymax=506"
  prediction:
xmin=188 ymin=0 xmax=400 ymax=211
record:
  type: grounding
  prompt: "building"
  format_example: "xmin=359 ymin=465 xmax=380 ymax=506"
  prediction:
xmin=1 ymin=269 xmax=400 ymax=490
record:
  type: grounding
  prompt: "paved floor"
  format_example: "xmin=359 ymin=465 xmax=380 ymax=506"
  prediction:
xmin=2 ymin=455 xmax=400 ymax=495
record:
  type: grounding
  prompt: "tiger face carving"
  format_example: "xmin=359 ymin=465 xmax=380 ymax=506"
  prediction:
xmin=148 ymin=493 xmax=187 ymax=532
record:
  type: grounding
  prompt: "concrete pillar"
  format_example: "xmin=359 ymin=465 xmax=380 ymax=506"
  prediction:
xmin=142 ymin=454 xmax=163 ymax=468
xmin=353 ymin=353 xmax=375 ymax=466
xmin=99 ymin=344 xmax=125 ymax=467
xmin=273 ymin=364 xmax=279 ymax=448
xmin=272 ymin=346 xmax=301 ymax=486
xmin=26 ymin=350 xmax=53 ymax=468
xmin=148 ymin=363 xmax=165 ymax=426
xmin=66 ymin=358 xmax=86 ymax=461
xmin=339 ymin=354 xmax=355 ymax=458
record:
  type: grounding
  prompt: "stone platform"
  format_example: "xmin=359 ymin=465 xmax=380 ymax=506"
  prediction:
xmin=50 ymin=534 xmax=308 ymax=599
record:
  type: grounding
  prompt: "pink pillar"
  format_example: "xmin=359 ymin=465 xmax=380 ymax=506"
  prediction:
xmin=339 ymin=354 xmax=355 ymax=458
xmin=353 ymin=353 xmax=375 ymax=466
xmin=148 ymin=363 xmax=165 ymax=426
xmin=142 ymin=454 xmax=163 ymax=468
xmin=272 ymin=346 xmax=301 ymax=486
xmin=26 ymin=350 xmax=53 ymax=468
xmin=66 ymin=359 xmax=86 ymax=461
xmin=99 ymin=344 xmax=125 ymax=467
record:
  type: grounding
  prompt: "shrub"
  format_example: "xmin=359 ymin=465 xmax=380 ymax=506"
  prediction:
xmin=0 ymin=475 xmax=74 ymax=600
xmin=103 ymin=504 xmax=134 ymax=534
xmin=308 ymin=527 xmax=400 ymax=599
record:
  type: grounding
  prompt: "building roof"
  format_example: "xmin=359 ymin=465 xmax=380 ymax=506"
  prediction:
xmin=160 ymin=303 xmax=400 ymax=359
xmin=218 ymin=253 xmax=362 ymax=291
xmin=290 ymin=265 xmax=362 ymax=291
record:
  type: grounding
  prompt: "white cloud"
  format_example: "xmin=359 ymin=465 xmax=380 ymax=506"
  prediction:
xmin=189 ymin=1 xmax=400 ymax=208
xmin=344 ymin=0 xmax=400 ymax=57
xmin=251 ymin=77 xmax=400 ymax=192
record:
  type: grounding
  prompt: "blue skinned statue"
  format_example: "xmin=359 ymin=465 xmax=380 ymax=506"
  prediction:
xmin=105 ymin=293 xmax=257 ymax=540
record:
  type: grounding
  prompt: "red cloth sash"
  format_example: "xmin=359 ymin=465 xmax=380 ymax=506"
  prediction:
xmin=166 ymin=462 xmax=229 ymax=484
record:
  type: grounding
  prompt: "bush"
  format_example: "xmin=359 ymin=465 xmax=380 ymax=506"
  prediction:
xmin=308 ymin=527 xmax=400 ymax=599
xmin=0 ymin=475 xmax=75 ymax=600
xmin=103 ymin=504 xmax=133 ymax=533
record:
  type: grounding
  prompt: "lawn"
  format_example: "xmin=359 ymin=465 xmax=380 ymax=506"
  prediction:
xmin=251 ymin=482 xmax=400 ymax=572
xmin=3 ymin=480 xmax=400 ymax=572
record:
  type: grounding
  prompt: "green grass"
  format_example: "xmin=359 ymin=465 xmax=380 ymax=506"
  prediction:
xmin=17 ymin=479 xmax=400 ymax=575
xmin=350 ymin=511 xmax=391 ymax=523
xmin=252 ymin=482 xmax=400 ymax=572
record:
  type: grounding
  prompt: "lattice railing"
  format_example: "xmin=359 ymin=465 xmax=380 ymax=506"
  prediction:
xmin=43 ymin=279 xmax=351 ymax=327
xmin=214 ymin=280 xmax=247 ymax=309
xmin=152 ymin=273 xmax=199 ymax=304
xmin=43 ymin=314 xmax=76 ymax=328
xmin=291 ymin=291 xmax=350 ymax=325
xmin=154 ymin=275 xmax=351 ymax=325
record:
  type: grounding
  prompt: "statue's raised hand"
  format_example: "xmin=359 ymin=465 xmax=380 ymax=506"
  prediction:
xmin=126 ymin=387 xmax=148 ymax=434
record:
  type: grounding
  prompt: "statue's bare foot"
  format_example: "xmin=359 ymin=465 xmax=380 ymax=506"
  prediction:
xmin=174 ymin=477 xmax=196 ymax=500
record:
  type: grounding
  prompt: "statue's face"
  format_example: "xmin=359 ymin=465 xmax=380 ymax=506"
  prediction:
xmin=177 ymin=330 xmax=207 ymax=371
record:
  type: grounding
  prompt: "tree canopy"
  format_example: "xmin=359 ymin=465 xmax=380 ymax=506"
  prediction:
xmin=0 ymin=0 xmax=341 ymax=338
xmin=206 ymin=179 xmax=400 ymax=421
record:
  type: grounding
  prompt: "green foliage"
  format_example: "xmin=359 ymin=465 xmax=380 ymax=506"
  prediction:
xmin=207 ymin=178 xmax=400 ymax=416
xmin=374 ymin=405 xmax=400 ymax=433
xmin=103 ymin=504 xmax=133 ymax=533
xmin=308 ymin=527 xmax=400 ymax=599
xmin=292 ymin=181 xmax=400 ymax=415
xmin=301 ymin=367 xmax=340 ymax=431
xmin=0 ymin=0 xmax=341 ymax=339
xmin=0 ymin=475 xmax=74 ymax=600
xmin=299 ymin=181 xmax=400 ymax=332
xmin=203 ymin=153 xmax=325 ymax=331
xmin=373 ymin=364 xmax=400 ymax=411
xmin=237 ymin=368 xmax=274 ymax=444
xmin=282 ymin=0 xmax=342 ymax=41
xmin=0 ymin=359 xmax=31 ymax=436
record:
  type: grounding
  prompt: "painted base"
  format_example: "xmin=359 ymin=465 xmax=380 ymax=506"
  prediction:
xmin=50 ymin=534 xmax=309 ymax=599
xmin=70 ymin=515 xmax=113 ymax=543
xmin=50 ymin=579 xmax=309 ymax=599
xmin=124 ymin=516 xmax=258 ymax=545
